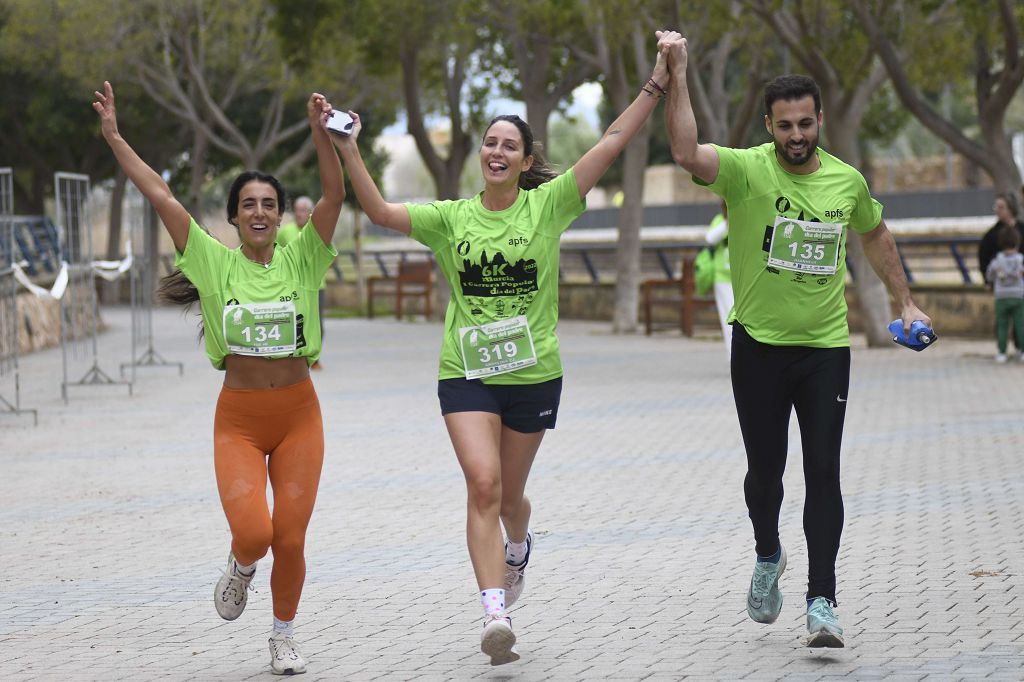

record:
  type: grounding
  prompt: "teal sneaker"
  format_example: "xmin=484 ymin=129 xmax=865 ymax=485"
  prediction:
xmin=806 ymin=597 xmax=845 ymax=648
xmin=746 ymin=544 xmax=787 ymax=623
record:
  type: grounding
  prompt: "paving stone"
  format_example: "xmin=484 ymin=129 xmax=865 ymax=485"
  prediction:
xmin=1 ymin=308 xmax=1021 ymax=679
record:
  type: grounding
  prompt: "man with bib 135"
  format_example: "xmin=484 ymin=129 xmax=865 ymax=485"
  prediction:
xmin=662 ymin=33 xmax=931 ymax=649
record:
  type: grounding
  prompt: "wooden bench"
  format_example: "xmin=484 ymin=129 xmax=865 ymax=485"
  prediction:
xmin=641 ymin=257 xmax=717 ymax=335
xmin=367 ymin=259 xmax=433 ymax=319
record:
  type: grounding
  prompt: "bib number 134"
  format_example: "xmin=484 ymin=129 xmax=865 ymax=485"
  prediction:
xmin=223 ymin=301 xmax=297 ymax=355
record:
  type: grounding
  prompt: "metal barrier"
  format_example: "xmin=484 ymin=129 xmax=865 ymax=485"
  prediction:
xmin=120 ymin=186 xmax=183 ymax=379
xmin=0 ymin=167 xmax=38 ymax=424
xmin=56 ymin=172 xmax=131 ymax=403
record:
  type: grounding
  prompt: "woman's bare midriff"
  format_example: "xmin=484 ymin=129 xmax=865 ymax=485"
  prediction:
xmin=223 ymin=355 xmax=310 ymax=389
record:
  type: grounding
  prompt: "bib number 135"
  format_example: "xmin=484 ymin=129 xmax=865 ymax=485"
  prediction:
xmin=767 ymin=216 xmax=842 ymax=275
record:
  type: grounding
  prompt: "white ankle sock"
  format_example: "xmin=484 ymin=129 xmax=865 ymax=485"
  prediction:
xmin=505 ymin=536 xmax=529 ymax=565
xmin=481 ymin=588 xmax=506 ymax=616
xmin=273 ymin=617 xmax=294 ymax=637
xmin=234 ymin=559 xmax=257 ymax=576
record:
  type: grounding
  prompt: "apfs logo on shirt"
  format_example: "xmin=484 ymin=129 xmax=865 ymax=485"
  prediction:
xmin=508 ymin=236 xmax=529 ymax=247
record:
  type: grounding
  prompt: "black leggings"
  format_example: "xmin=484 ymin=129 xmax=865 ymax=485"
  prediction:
xmin=731 ymin=323 xmax=850 ymax=604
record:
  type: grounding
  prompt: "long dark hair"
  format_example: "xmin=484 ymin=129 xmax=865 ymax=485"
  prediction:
xmin=484 ymin=115 xmax=558 ymax=190
xmin=159 ymin=171 xmax=287 ymax=306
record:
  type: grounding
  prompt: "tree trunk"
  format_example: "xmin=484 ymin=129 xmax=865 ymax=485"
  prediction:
xmin=353 ymin=206 xmax=366 ymax=314
xmin=145 ymin=202 xmax=160 ymax=304
xmin=522 ymin=92 xmax=551 ymax=151
xmin=980 ymin=118 xmax=1024 ymax=198
xmin=187 ymin=130 xmax=209 ymax=218
xmin=824 ymin=114 xmax=893 ymax=347
xmin=602 ymin=25 xmax=651 ymax=333
xmin=101 ymin=169 xmax=128 ymax=305
xmin=613 ymin=136 xmax=650 ymax=333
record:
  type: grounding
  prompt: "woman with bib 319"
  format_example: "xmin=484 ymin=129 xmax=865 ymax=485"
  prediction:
xmin=326 ymin=30 xmax=680 ymax=666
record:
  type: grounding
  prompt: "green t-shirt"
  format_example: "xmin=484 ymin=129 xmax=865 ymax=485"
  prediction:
xmin=407 ymin=169 xmax=585 ymax=384
xmin=175 ymin=217 xmax=337 ymax=369
xmin=697 ymin=143 xmax=882 ymax=347
xmin=277 ymin=220 xmax=327 ymax=289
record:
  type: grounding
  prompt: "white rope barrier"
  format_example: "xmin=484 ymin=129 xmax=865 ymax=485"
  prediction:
xmin=11 ymin=241 xmax=132 ymax=297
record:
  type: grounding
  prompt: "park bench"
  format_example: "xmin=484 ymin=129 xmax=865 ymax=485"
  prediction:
xmin=641 ymin=256 xmax=717 ymax=336
xmin=367 ymin=259 xmax=433 ymax=319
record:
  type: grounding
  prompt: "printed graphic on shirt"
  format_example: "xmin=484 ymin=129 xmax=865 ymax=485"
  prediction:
xmin=457 ymin=248 xmax=540 ymax=320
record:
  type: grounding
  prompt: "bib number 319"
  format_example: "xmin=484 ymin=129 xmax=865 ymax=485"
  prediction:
xmin=459 ymin=315 xmax=538 ymax=379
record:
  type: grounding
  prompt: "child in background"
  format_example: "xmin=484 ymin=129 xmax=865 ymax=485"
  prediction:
xmin=985 ymin=225 xmax=1024 ymax=363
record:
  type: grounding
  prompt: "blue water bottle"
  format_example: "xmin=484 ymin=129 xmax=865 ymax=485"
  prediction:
xmin=888 ymin=319 xmax=937 ymax=351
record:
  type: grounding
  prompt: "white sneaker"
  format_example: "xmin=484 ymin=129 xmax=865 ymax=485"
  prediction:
xmin=480 ymin=613 xmax=520 ymax=666
xmin=214 ymin=552 xmax=255 ymax=621
xmin=996 ymin=353 xmax=1008 ymax=363
xmin=503 ymin=532 xmax=533 ymax=608
xmin=269 ymin=633 xmax=307 ymax=675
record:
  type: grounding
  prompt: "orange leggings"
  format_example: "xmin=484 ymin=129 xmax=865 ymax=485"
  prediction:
xmin=214 ymin=377 xmax=324 ymax=621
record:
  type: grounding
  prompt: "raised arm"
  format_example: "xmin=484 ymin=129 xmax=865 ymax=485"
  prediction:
xmin=307 ymin=93 xmax=346 ymax=245
xmin=662 ymin=36 xmax=720 ymax=185
xmin=860 ymin=219 xmax=931 ymax=333
xmin=329 ymin=114 xmax=411 ymax=235
xmin=571 ymin=31 xmax=676 ymax=198
xmin=93 ymin=81 xmax=190 ymax=253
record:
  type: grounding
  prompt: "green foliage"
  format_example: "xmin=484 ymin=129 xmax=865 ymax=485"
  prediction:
xmin=545 ymin=114 xmax=601 ymax=169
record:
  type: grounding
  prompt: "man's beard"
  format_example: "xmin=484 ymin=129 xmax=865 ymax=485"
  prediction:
xmin=775 ymin=137 xmax=818 ymax=167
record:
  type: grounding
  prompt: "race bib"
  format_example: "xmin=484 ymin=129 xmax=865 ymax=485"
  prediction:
xmin=458 ymin=315 xmax=538 ymax=379
xmin=223 ymin=302 xmax=297 ymax=356
xmin=767 ymin=216 xmax=842 ymax=275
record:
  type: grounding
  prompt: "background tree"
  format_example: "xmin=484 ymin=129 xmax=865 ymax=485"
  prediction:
xmin=576 ymin=0 xmax=674 ymax=333
xmin=852 ymin=0 xmax=1024 ymax=207
xmin=483 ymin=0 xmax=600 ymax=150
xmin=0 ymin=0 xmax=180 ymax=304
xmin=680 ymin=1 xmax=770 ymax=149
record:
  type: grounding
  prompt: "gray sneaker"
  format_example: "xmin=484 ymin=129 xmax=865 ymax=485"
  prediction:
xmin=214 ymin=551 xmax=255 ymax=621
xmin=480 ymin=613 xmax=520 ymax=666
xmin=503 ymin=532 xmax=533 ymax=608
xmin=746 ymin=544 xmax=787 ymax=624
xmin=806 ymin=597 xmax=845 ymax=648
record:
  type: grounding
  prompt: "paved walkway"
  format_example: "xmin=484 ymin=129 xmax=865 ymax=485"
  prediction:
xmin=2 ymin=307 xmax=1022 ymax=681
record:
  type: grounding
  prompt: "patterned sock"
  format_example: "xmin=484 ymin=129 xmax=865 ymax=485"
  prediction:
xmin=481 ymin=588 xmax=506 ymax=616
xmin=273 ymin=617 xmax=294 ymax=637
xmin=505 ymin=536 xmax=529 ymax=565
